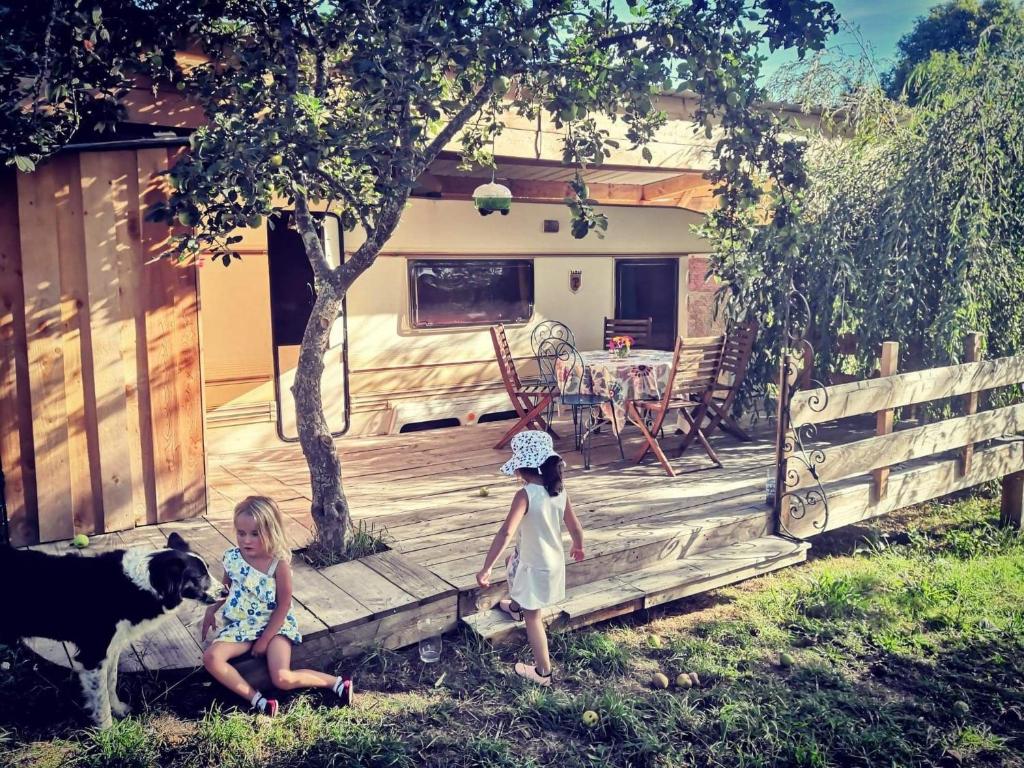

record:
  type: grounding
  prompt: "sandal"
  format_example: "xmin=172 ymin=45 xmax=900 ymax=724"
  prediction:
xmin=514 ymin=662 xmax=552 ymax=687
xmin=498 ymin=598 xmax=523 ymax=622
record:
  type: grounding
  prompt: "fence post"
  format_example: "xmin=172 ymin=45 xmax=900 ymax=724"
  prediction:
xmin=1001 ymin=472 xmax=1024 ymax=529
xmin=872 ymin=341 xmax=899 ymax=502
xmin=960 ymin=332 xmax=982 ymax=477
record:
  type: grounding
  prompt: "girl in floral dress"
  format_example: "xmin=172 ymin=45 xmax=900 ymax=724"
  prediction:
xmin=202 ymin=496 xmax=353 ymax=715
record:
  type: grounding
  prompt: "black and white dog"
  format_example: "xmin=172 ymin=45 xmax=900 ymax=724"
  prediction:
xmin=0 ymin=533 xmax=216 ymax=728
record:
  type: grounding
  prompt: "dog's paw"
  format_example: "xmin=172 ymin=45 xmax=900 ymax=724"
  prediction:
xmin=110 ymin=700 xmax=132 ymax=718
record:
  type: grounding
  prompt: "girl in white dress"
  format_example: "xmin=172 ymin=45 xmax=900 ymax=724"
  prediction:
xmin=477 ymin=431 xmax=585 ymax=685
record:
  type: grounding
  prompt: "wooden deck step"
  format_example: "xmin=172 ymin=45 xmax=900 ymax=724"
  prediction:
xmin=461 ymin=535 xmax=809 ymax=644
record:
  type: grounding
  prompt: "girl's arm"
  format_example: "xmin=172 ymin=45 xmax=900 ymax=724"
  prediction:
xmin=201 ymin=574 xmax=231 ymax=641
xmin=252 ymin=562 xmax=293 ymax=657
xmin=476 ymin=489 xmax=529 ymax=587
xmin=564 ymin=495 xmax=585 ymax=562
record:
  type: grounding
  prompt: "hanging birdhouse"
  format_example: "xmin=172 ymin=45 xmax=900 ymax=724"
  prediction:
xmin=472 ymin=180 xmax=512 ymax=216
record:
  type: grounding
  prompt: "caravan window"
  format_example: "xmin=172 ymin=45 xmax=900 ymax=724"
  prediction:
xmin=408 ymin=260 xmax=534 ymax=328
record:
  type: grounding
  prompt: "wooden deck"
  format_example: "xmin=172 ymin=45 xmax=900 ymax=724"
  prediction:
xmin=26 ymin=415 xmax=800 ymax=673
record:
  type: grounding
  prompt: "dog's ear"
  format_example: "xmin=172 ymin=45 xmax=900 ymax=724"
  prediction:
xmin=167 ymin=532 xmax=190 ymax=552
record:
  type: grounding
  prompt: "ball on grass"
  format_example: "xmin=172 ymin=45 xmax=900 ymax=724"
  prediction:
xmin=779 ymin=652 xmax=795 ymax=668
xmin=72 ymin=533 xmax=90 ymax=549
xmin=675 ymin=673 xmax=693 ymax=689
xmin=648 ymin=634 xmax=663 ymax=649
xmin=651 ymin=672 xmax=669 ymax=689
xmin=953 ymin=700 xmax=970 ymax=716
xmin=581 ymin=710 xmax=599 ymax=727
xmin=688 ymin=671 xmax=701 ymax=687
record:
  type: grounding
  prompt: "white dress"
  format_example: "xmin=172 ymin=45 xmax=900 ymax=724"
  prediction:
xmin=507 ymin=483 xmax=567 ymax=610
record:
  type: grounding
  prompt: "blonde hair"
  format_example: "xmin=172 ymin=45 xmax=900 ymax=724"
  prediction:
xmin=234 ymin=496 xmax=291 ymax=562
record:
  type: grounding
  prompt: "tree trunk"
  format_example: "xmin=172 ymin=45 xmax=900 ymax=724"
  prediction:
xmin=291 ymin=204 xmax=351 ymax=554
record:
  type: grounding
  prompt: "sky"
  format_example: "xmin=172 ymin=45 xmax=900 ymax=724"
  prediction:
xmin=759 ymin=0 xmax=939 ymax=81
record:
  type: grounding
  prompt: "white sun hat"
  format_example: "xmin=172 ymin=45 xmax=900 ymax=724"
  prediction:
xmin=500 ymin=430 xmax=561 ymax=476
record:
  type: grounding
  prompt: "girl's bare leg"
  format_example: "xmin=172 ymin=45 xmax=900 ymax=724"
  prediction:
xmin=522 ymin=608 xmax=552 ymax=675
xmin=203 ymin=641 xmax=256 ymax=702
xmin=266 ymin=635 xmax=340 ymax=690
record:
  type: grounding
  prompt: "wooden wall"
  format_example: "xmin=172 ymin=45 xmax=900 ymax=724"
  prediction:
xmin=0 ymin=148 xmax=205 ymax=546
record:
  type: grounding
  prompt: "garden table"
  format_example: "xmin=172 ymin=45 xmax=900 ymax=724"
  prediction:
xmin=555 ymin=348 xmax=675 ymax=431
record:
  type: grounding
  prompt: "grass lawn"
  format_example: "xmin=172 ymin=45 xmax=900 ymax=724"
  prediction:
xmin=3 ymin=496 xmax=1023 ymax=768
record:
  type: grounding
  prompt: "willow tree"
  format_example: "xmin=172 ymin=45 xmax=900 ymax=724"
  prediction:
xmin=140 ymin=0 xmax=837 ymax=555
xmin=705 ymin=33 xmax=1024 ymax=408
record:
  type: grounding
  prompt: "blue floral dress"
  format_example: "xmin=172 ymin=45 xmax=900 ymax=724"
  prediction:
xmin=214 ymin=548 xmax=302 ymax=644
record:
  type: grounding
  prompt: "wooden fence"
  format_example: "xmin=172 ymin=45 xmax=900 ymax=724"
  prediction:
xmin=780 ymin=335 xmax=1024 ymax=539
xmin=0 ymin=149 xmax=205 ymax=546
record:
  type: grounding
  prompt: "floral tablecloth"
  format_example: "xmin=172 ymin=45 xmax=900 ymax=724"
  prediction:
xmin=555 ymin=349 xmax=675 ymax=429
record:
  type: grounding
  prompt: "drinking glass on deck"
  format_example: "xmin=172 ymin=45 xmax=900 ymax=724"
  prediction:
xmin=417 ymin=616 xmax=443 ymax=663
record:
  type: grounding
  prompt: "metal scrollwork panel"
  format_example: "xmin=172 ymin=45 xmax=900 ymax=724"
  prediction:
xmin=774 ymin=283 xmax=831 ymax=540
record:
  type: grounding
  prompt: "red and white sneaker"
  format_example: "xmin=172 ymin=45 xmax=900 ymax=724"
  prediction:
xmin=254 ymin=697 xmax=279 ymax=717
xmin=334 ymin=677 xmax=354 ymax=707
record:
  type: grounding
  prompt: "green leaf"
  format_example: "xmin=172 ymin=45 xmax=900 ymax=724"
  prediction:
xmin=13 ymin=156 xmax=36 ymax=173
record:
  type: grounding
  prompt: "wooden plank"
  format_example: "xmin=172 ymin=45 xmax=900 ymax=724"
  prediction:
xmin=132 ymin=614 xmax=204 ymax=671
xmin=166 ymin=148 xmax=205 ymax=521
xmin=52 ymin=154 xmax=100 ymax=537
xmin=111 ymin=149 xmax=155 ymax=526
xmin=17 ymin=162 xmax=75 ymax=542
xmin=801 ymin=402 xmax=1024 ymax=487
xmin=360 ymin=550 xmax=457 ymax=603
xmin=640 ymin=540 xmax=808 ymax=609
xmin=1000 ymin=470 xmax=1024 ymax=529
xmin=319 ymin=559 xmax=417 ymax=617
xmin=872 ymin=341 xmax=899 ymax=501
xmin=79 ymin=151 xmax=136 ymax=533
xmin=559 ymin=580 xmax=645 ymax=624
xmin=465 ymin=538 xmax=808 ymax=645
xmin=791 ymin=354 xmax=1024 ymax=425
xmin=138 ymin=149 xmax=185 ymax=522
xmin=172 ymin=246 xmax=205 ymax=519
xmin=289 ymin=559 xmax=371 ymax=630
xmin=0 ymin=168 xmax=35 ymax=545
xmin=21 ymin=637 xmax=72 ymax=667
xmin=786 ymin=438 xmax=1024 ymax=538
xmin=961 ymin=333 xmax=982 ymax=477
xmin=237 ymin=596 xmax=458 ymax=690
xmin=330 ymin=594 xmax=457 ymax=659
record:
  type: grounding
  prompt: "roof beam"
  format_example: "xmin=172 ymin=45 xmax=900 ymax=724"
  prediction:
xmin=426 ymin=174 xmax=718 ymax=214
xmin=641 ymin=172 xmax=711 ymax=201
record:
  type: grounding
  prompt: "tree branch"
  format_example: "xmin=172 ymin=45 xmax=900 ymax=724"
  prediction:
xmin=292 ymin=191 xmax=333 ymax=282
xmin=336 ymin=190 xmax=410 ymax=291
xmin=417 ymin=79 xmax=496 ymax=175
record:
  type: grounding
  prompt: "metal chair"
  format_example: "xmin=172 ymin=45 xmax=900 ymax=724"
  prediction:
xmin=530 ymin=320 xmax=576 ymax=358
xmin=531 ymin=321 xmax=576 ymax=426
xmin=604 ymin=317 xmax=653 ymax=349
xmin=537 ymin=337 xmax=624 ymax=470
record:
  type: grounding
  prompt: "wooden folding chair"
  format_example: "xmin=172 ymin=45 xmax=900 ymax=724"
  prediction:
xmin=490 ymin=324 xmax=559 ymax=449
xmin=603 ymin=317 xmax=653 ymax=348
xmin=682 ymin=319 xmax=758 ymax=447
xmin=628 ymin=335 xmax=726 ymax=476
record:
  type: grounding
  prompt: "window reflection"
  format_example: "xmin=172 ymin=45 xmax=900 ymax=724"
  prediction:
xmin=409 ymin=260 xmax=534 ymax=328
